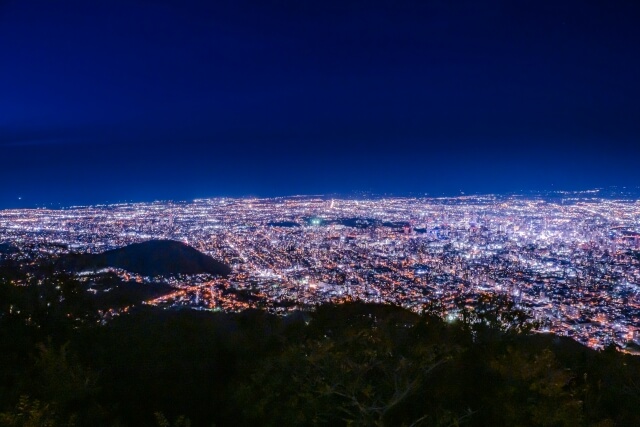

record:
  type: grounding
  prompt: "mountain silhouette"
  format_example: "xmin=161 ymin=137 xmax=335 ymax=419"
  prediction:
xmin=60 ymin=240 xmax=231 ymax=276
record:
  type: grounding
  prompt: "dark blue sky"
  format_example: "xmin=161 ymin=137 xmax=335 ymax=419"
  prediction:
xmin=1 ymin=0 xmax=639 ymax=207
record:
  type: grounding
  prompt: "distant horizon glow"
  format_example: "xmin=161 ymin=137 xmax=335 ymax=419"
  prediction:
xmin=2 ymin=186 xmax=640 ymax=212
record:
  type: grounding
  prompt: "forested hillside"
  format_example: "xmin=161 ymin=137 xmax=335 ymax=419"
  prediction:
xmin=1 ymin=261 xmax=639 ymax=426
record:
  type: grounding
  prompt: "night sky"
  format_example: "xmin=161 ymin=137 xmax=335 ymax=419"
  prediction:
xmin=1 ymin=0 xmax=639 ymax=208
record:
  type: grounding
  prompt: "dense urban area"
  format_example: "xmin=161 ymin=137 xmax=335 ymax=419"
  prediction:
xmin=1 ymin=193 xmax=640 ymax=351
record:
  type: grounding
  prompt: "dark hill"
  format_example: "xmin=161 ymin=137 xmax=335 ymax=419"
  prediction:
xmin=60 ymin=240 xmax=231 ymax=276
xmin=0 ymin=243 xmax=17 ymax=254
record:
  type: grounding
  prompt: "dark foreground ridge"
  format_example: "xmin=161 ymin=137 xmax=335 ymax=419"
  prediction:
xmin=59 ymin=240 xmax=231 ymax=277
xmin=1 ymin=257 xmax=640 ymax=426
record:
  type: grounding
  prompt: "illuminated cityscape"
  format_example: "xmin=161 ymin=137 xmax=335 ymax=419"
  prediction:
xmin=3 ymin=0 xmax=640 ymax=423
xmin=2 ymin=192 xmax=639 ymax=351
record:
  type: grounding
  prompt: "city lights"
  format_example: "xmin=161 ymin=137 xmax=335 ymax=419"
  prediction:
xmin=1 ymin=193 xmax=639 ymax=350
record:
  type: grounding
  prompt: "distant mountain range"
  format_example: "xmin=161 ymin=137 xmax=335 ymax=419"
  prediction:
xmin=59 ymin=240 xmax=231 ymax=277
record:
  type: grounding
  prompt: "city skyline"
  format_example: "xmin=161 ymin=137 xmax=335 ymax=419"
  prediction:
xmin=2 ymin=193 xmax=640 ymax=351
